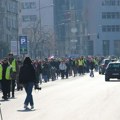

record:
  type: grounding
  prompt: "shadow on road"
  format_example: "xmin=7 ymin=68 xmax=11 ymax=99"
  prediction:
xmin=17 ymin=108 xmax=36 ymax=112
xmin=0 ymin=99 xmax=10 ymax=102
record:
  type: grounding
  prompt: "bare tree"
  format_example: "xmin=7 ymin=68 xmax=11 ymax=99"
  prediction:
xmin=26 ymin=21 xmax=56 ymax=59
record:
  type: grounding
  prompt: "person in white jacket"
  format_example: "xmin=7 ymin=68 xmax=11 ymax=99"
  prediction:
xmin=59 ymin=60 xmax=67 ymax=79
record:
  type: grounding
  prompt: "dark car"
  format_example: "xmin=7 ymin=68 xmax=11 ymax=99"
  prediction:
xmin=105 ymin=61 xmax=120 ymax=81
xmin=99 ymin=59 xmax=111 ymax=74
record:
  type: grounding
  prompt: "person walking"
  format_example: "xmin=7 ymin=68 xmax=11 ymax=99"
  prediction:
xmin=65 ymin=59 xmax=70 ymax=79
xmin=89 ymin=58 xmax=95 ymax=77
xmin=19 ymin=57 xmax=37 ymax=109
xmin=59 ymin=60 xmax=67 ymax=79
xmin=33 ymin=60 xmax=42 ymax=84
xmin=0 ymin=58 xmax=12 ymax=100
xmin=42 ymin=60 xmax=50 ymax=82
xmin=8 ymin=53 xmax=18 ymax=98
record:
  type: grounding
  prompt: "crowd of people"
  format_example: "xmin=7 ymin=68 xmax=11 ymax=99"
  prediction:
xmin=0 ymin=53 xmax=103 ymax=109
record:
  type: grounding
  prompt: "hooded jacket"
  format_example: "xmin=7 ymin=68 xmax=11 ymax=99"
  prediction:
xmin=19 ymin=57 xmax=36 ymax=84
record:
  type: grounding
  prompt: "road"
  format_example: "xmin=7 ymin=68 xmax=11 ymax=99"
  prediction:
xmin=1 ymin=72 xmax=120 ymax=120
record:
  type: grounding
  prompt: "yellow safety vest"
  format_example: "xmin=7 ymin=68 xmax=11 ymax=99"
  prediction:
xmin=0 ymin=65 xmax=11 ymax=80
xmin=75 ymin=60 xmax=78 ymax=65
xmin=82 ymin=59 xmax=85 ymax=66
xmin=78 ymin=60 xmax=83 ymax=66
xmin=94 ymin=59 xmax=98 ymax=65
xmin=5 ymin=66 xmax=12 ymax=80
xmin=11 ymin=59 xmax=16 ymax=72
xmin=0 ymin=64 xmax=2 ymax=80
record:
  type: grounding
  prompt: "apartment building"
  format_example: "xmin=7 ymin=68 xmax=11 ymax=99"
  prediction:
xmin=86 ymin=0 xmax=120 ymax=56
xmin=0 ymin=0 xmax=18 ymax=57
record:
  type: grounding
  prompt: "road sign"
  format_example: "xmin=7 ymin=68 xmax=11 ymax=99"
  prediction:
xmin=19 ymin=36 xmax=28 ymax=54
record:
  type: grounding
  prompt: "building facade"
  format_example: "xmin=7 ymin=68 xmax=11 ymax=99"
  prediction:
xmin=0 ymin=0 xmax=18 ymax=57
xmin=54 ymin=0 xmax=84 ymax=57
xmin=18 ymin=0 xmax=54 ymax=58
xmin=54 ymin=0 xmax=120 ymax=57
xmin=85 ymin=0 xmax=120 ymax=56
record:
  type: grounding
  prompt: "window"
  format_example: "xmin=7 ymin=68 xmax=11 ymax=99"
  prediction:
xmin=102 ymin=26 xmax=107 ymax=32
xmin=6 ymin=16 xmax=17 ymax=29
xmin=7 ymin=1 xmax=18 ymax=14
xmin=107 ymin=25 xmax=111 ymax=32
xmin=107 ymin=12 xmax=111 ymax=18
xmin=22 ymin=15 xmax=37 ymax=22
xmin=114 ymin=40 xmax=120 ymax=56
xmin=103 ymin=40 xmax=109 ymax=56
xmin=117 ymin=0 xmax=120 ymax=5
xmin=111 ymin=25 xmax=115 ymax=31
xmin=102 ymin=0 xmax=120 ymax=6
xmin=102 ymin=25 xmax=120 ymax=32
xmin=116 ymin=12 xmax=120 ymax=18
xmin=102 ymin=12 xmax=120 ymax=19
xmin=102 ymin=12 xmax=106 ymax=18
xmin=116 ymin=25 xmax=120 ymax=31
xmin=21 ymin=2 xmax=36 ymax=9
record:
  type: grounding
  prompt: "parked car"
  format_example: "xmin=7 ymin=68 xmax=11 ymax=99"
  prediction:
xmin=99 ymin=59 xmax=111 ymax=74
xmin=105 ymin=61 xmax=120 ymax=81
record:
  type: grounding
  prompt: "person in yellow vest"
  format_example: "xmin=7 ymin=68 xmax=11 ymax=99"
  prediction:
xmin=8 ymin=53 xmax=18 ymax=98
xmin=0 ymin=58 xmax=12 ymax=100
xmin=78 ymin=57 xmax=84 ymax=75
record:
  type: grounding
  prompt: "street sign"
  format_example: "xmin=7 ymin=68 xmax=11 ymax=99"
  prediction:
xmin=19 ymin=36 xmax=28 ymax=54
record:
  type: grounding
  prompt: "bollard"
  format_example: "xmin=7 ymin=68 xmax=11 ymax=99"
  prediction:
xmin=0 ymin=103 xmax=3 ymax=120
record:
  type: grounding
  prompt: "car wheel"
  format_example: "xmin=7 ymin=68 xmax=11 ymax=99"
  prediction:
xmin=102 ymin=72 xmax=104 ymax=75
xmin=105 ymin=76 xmax=109 ymax=81
xmin=99 ymin=68 xmax=101 ymax=74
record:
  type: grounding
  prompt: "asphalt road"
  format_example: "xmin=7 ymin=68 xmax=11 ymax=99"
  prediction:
xmin=1 ymin=72 xmax=120 ymax=120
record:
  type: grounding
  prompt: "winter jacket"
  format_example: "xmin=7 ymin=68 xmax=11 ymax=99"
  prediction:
xmin=59 ymin=62 xmax=67 ymax=70
xmin=19 ymin=57 xmax=36 ymax=84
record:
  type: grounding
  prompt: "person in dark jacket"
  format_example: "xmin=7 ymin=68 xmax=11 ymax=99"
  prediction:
xmin=42 ymin=60 xmax=51 ymax=82
xmin=19 ymin=57 xmax=37 ymax=109
xmin=33 ymin=60 xmax=42 ymax=84
xmin=89 ymin=59 xmax=95 ymax=77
